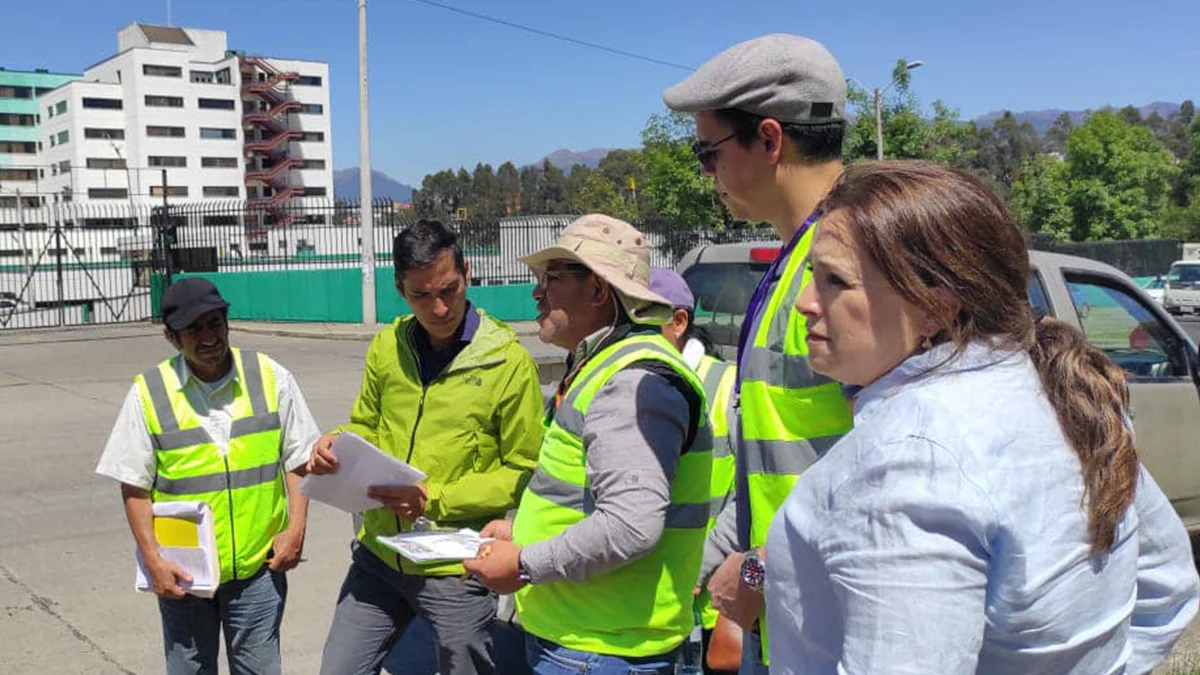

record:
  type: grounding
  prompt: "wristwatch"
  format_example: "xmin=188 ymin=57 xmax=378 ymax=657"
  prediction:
xmin=517 ymin=553 xmax=533 ymax=585
xmin=740 ymin=549 xmax=765 ymax=593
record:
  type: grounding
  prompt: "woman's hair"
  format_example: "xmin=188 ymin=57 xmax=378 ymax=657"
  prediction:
xmin=819 ymin=160 xmax=1138 ymax=553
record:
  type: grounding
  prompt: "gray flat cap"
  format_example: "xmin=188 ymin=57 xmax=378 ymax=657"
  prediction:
xmin=664 ymin=33 xmax=846 ymax=125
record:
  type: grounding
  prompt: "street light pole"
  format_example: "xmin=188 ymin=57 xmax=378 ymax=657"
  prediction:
xmin=358 ymin=0 xmax=376 ymax=325
xmin=869 ymin=60 xmax=924 ymax=161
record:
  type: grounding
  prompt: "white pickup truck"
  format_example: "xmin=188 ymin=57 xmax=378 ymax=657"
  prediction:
xmin=677 ymin=243 xmax=1200 ymax=536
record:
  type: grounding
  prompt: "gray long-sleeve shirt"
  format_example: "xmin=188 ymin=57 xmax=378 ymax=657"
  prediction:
xmin=519 ymin=368 xmax=690 ymax=584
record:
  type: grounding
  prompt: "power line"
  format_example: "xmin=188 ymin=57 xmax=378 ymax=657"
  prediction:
xmin=408 ymin=0 xmax=695 ymax=72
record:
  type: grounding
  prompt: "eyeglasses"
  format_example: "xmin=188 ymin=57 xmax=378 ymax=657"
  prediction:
xmin=691 ymin=132 xmax=737 ymax=172
xmin=534 ymin=264 xmax=590 ymax=288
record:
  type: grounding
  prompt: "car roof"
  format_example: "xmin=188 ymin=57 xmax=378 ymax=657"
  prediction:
xmin=1170 ymin=260 xmax=1200 ymax=266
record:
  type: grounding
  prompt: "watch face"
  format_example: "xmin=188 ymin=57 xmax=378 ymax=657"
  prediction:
xmin=741 ymin=556 xmax=765 ymax=589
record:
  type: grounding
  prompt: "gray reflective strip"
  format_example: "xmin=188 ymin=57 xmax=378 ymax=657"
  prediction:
xmin=154 ymin=461 xmax=279 ymax=496
xmin=665 ymin=501 xmax=709 ymax=530
xmin=553 ymin=403 xmax=585 ymax=437
xmin=155 ymin=427 xmax=212 ymax=451
xmin=527 ymin=467 xmax=708 ymax=530
xmin=701 ymin=360 xmax=732 ymax=396
xmin=712 ymin=436 xmax=733 ymax=459
xmin=688 ymin=424 xmax=713 ymax=456
xmin=239 ymin=350 xmax=269 ymax=416
xmin=141 ymin=365 xmax=180 ymax=433
xmin=742 ymin=346 xmax=827 ymax=390
xmin=741 ymin=435 xmax=840 ymax=475
xmin=526 ymin=467 xmax=594 ymax=513
xmin=231 ymin=412 xmax=281 ymax=439
xmin=709 ymin=495 xmax=730 ymax=520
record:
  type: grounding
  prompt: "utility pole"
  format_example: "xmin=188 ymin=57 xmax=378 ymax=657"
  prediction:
xmin=160 ymin=168 xmax=173 ymax=285
xmin=874 ymin=87 xmax=884 ymax=161
xmin=358 ymin=0 xmax=376 ymax=324
xmin=16 ymin=189 xmax=34 ymax=307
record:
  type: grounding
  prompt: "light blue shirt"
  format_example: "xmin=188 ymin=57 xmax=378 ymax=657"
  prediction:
xmin=765 ymin=342 xmax=1199 ymax=675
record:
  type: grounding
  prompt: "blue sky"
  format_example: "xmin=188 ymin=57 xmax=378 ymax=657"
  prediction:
xmin=4 ymin=0 xmax=1198 ymax=186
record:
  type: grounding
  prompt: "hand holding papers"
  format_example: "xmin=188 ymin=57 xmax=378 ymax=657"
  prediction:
xmin=300 ymin=432 xmax=427 ymax=513
xmin=136 ymin=501 xmax=220 ymax=598
xmin=376 ymin=529 xmax=493 ymax=564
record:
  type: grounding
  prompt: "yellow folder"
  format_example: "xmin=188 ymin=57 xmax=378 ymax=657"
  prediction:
xmin=154 ymin=516 xmax=200 ymax=548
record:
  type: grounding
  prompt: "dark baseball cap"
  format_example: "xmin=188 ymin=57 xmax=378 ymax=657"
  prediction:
xmin=161 ymin=278 xmax=229 ymax=331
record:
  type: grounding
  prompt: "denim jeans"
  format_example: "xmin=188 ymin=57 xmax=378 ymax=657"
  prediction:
xmin=157 ymin=567 xmax=287 ymax=675
xmin=739 ymin=630 xmax=769 ymax=675
xmin=525 ymin=633 xmax=679 ymax=675
xmin=319 ymin=542 xmax=497 ymax=675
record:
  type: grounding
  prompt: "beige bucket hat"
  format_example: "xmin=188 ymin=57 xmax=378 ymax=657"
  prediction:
xmin=521 ymin=214 xmax=673 ymax=325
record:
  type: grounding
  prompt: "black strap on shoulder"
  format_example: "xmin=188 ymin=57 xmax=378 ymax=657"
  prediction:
xmin=626 ymin=359 xmax=701 ymax=454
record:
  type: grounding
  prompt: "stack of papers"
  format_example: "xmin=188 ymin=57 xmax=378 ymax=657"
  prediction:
xmin=136 ymin=501 xmax=220 ymax=598
xmin=376 ymin=529 xmax=493 ymax=564
xmin=300 ymin=432 xmax=427 ymax=512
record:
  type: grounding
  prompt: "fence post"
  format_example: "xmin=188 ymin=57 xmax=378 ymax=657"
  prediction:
xmin=53 ymin=202 xmax=65 ymax=327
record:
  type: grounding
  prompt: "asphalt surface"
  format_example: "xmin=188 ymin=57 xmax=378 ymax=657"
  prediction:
xmin=0 ymin=322 xmax=1197 ymax=674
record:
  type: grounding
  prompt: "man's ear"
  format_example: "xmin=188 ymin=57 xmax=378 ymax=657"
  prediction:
xmin=590 ymin=276 xmax=612 ymax=308
xmin=759 ymin=118 xmax=785 ymax=164
xmin=163 ymin=327 xmax=181 ymax=350
xmin=463 ymin=258 xmax=471 ymax=286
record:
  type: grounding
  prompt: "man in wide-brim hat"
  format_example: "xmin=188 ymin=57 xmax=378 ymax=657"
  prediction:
xmin=465 ymin=214 xmax=714 ymax=674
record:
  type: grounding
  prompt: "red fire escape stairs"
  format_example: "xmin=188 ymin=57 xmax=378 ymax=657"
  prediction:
xmin=241 ymin=56 xmax=302 ymax=232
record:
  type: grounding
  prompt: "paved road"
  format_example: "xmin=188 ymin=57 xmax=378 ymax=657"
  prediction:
xmin=1 ymin=323 xmax=1198 ymax=674
xmin=1179 ymin=316 xmax=1200 ymax=344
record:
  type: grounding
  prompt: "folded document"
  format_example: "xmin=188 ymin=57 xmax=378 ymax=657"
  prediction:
xmin=300 ymin=432 xmax=428 ymax=513
xmin=376 ymin=529 xmax=492 ymax=564
xmin=136 ymin=500 xmax=220 ymax=598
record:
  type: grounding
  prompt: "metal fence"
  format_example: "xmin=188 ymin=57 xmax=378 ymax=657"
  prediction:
xmin=0 ymin=199 xmax=774 ymax=330
xmin=1028 ymin=234 xmax=1182 ymax=277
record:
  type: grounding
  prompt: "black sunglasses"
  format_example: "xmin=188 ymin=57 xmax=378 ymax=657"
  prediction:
xmin=690 ymin=132 xmax=737 ymax=172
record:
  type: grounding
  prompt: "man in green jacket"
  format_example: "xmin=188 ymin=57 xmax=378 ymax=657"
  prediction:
xmin=309 ymin=219 xmax=544 ymax=675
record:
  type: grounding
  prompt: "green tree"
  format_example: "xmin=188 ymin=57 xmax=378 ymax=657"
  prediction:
xmin=1010 ymin=154 xmax=1072 ymax=240
xmin=637 ymin=111 xmax=726 ymax=228
xmin=537 ymin=160 xmax=570 ymax=213
xmin=518 ymin=165 xmax=541 ymax=214
xmin=570 ymin=171 xmax=637 ymax=220
xmin=1062 ymin=111 xmax=1177 ymax=240
xmin=966 ymin=112 xmax=1043 ymax=194
xmin=1044 ymin=112 xmax=1075 ymax=155
xmin=496 ymin=161 xmax=521 ymax=216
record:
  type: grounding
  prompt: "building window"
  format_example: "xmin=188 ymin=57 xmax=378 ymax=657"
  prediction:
xmin=55 ymin=100 xmax=67 ymax=115
xmin=146 ymin=125 xmax=185 ymax=138
xmin=294 ymin=75 xmax=322 ymax=86
xmin=201 ymin=156 xmax=239 ymax=168
xmin=47 ymin=105 xmax=53 ymax=118
xmin=215 ymin=68 xmax=232 ymax=84
xmin=190 ymin=70 xmax=214 ymax=84
xmin=143 ymin=64 xmax=182 ymax=78
xmin=88 ymin=188 xmax=128 ymax=199
xmin=203 ymin=215 xmax=240 ymax=226
xmin=86 ymin=157 xmax=126 ymax=169
xmin=0 ymin=86 xmax=33 ymax=99
xmin=56 ymin=130 xmax=69 ymax=145
xmin=82 ymin=97 xmax=123 ymax=110
xmin=203 ymin=186 xmax=240 ymax=197
xmin=58 ymin=160 xmax=71 ymax=174
xmin=298 ymin=104 xmax=324 ymax=114
xmin=0 ymin=113 xmax=37 ymax=127
xmin=299 ymin=159 xmax=326 ymax=170
xmin=150 ymin=186 xmax=189 ymax=197
xmin=302 ymin=187 xmax=327 ymax=196
xmin=298 ymin=132 xmax=325 ymax=142
xmin=0 ymin=169 xmax=39 ymax=181
xmin=0 ymin=141 xmax=37 ymax=154
xmin=197 ymin=98 xmax=236 ymax=110
xmin=148 ymin=156 xmax=187 ymax=168
xmin=145 ymin=95 xmax=184 ymax=108
xmin=84 ymin=127 xmax=125 ymax=139
xmin=199 ymin=127 xmax=237 ymax=140
xmin=83 ymin=220 xmax=135 ymax=230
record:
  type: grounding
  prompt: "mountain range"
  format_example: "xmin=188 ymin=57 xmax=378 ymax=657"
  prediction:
xmin=334 ymin=101 xmax=1188 ymax=199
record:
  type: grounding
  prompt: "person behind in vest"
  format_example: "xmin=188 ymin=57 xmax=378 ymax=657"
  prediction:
xmin=95 ymin=277 xmax=319 ymax=675
xmin=649 ymin=267 xmax=739 ymax=674
xmin=663 ymin=34 xmax=855 ymax=672
xmin=463 ymin=215 xmax=713 ymax=675
xmin=308 ymin=218 xmax=544 ymax=675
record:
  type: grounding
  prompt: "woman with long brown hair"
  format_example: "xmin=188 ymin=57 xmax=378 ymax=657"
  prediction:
xmin=764 ymin=161 xmax=1199 ymax=674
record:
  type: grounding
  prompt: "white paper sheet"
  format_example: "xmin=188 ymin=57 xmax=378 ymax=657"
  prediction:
xmin=135 ymin=501 xmax=220 ymax=598
xmin=299 ymin=432 xmax=427 ymax=513
xmin=375 ymin=529 xmax=493 ymax=564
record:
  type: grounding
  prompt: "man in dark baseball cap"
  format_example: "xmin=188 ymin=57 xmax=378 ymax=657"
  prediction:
xmin=664 ymin=34 xmax=854 ymax=673
xmin=96 ymin=273 xmax=321 ymax=674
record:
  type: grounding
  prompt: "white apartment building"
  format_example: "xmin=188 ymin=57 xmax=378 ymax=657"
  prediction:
xmin=37 ymin=23 xmax=332 ymax=224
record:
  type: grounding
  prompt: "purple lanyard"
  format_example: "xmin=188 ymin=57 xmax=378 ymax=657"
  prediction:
xmin=734 ymin=208 xmax=822 ymax=395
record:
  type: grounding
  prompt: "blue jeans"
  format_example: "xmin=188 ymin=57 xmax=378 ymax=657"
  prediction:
xmin=525 ymin=634 xmax=678 ymax=675
xmin=739 ymin=630 xmax=769 ymax=675
xmin=157 ymin=567 xmax=287 ymax=675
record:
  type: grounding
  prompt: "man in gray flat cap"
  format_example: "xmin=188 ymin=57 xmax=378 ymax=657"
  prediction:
xmin=663 ymin=34 xmax=854 ymax=674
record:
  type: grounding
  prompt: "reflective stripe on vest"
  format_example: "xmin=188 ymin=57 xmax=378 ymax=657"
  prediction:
xmin=513 ymin=333 xmax=712 ymax=657
xmin=136 ymin=348 xmax=286 ymax=584
xmin=694 ymin=354 xmax=737 ymax=629
xmin=737 ymin=225 xmax=853 ymax=550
